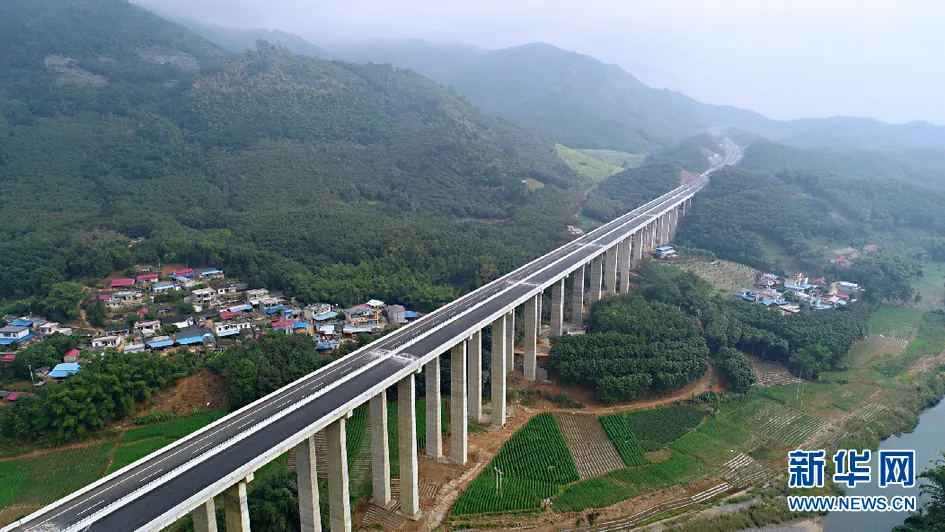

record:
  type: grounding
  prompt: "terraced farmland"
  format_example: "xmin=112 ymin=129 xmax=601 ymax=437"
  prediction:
xmin=556 ymin=413 xmax=626 ymax=478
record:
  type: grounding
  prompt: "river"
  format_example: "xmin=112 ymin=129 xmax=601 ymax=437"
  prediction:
xmin=822 ymin=398 xmax=945 ymax=532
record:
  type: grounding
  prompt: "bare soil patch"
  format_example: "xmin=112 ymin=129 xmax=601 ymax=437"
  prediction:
xmin=748 ymin=356 xmax=802 ymax=388
xmin=127 ymin=370 xmax=228 ymax=424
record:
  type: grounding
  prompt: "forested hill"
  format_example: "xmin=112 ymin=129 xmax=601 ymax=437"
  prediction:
xmin=0 ymin=0 xmax=586 ymax=309
xmin=328 ymin=40 xmax=765 ymax=154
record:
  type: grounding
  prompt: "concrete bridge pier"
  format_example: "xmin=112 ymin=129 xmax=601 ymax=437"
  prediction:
xmin=632 ymin=230 xmax=643 ymax=268
xmin=604 ymin=246 xmax=618 ymax=295
xmin=523 ymin=294 xmax=538 ymax=381
xmin=505 ymin=309 xmax=515 ymax=373
xmin=550 ymin=278 xmax=565 ymax=336
xmin=589 ymin=256 xmax=603 ymax=302
xmin=467 ymin=331 xmax=482 ymax=422
xmin=424 ymin=357 xmax=442 ymax=459
xmin=191 ymin=500 xmax=217 ymax=532
xmin=619 ymin=237 xmax=631 ymax=294
xmin=370 ymin=393 xmax=391 ymax=508
xmin=223 ymin=478 xmax=250 ymax=532
xmin=490 ymin=315 xmax=507 ymax=428
xmin=398 ymin=374 xmax=421 ymax=519
xmin=297 ymin=435 xmax=321 ymax=532
xmin=570 ymin=265 xmax=585 ymax=328
xmin=450 ymin=341 xmax=467 ymax=464
xmin=326 ymin=418 xmax=350 ymax=532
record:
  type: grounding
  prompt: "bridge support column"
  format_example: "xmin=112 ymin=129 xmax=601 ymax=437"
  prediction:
xmin=571 ymin=266 xmax=585 ymax=328
xmin=619 ymin=237 xmax=631 ymax=294
xmin=505 ymin=309 xmax=515 ymax=373
xmin=223 ymin=480 xmax=250 ymax=532
xmin=467 ymin=330 xmax=482 ymax=422
xmin=327 ymin=418 xmax=351 ymax=532
xmin=297 ymin=435 xmax=322 ymax=532
xmin=590 ymin=256 xmax=603 ymax=302
xmin=671 ymin=207 xmax=679 ymax=239
xmin=192 ymin=500 xmax=217 ymax=532
xmin=550 ymin=278 xmax=565 ymax=336
xmin=425 ymin=357 xmax=442 ymax=459
xmin=604 ymin=246 xmax=618 ymax=295
xmin=536 ymin=290 xmax=543 ymax=333
xmin=632 ymin=230 xmax=643 ymax=268
xmin=490 ymin=315 xmax=507 ymax=427
xmin=398 ymin=374 xmax=421 ymax=519
xmin=524 ymin=294 xmax=538 ymax=381
xmin=451 ymin=341 xmax=467 ymax=464
xmin=370 ymin=393 xmax=391 ymax=507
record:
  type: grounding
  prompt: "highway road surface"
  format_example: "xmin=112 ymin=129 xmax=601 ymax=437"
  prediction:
xmin=4 ymin=140 xmax=741 ymax=532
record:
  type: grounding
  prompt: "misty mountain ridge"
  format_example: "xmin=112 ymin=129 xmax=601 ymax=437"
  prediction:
xmin=321 ymin=37 xmax=945 ymax=153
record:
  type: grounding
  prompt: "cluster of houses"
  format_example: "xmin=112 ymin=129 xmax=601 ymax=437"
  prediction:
xmin=0 ymin=266 xmax=423 ymax=384
xmin=829 ymin=244 xmax=879 ymax=267
xmin=735 ymin=272 xmax=862 ymax=315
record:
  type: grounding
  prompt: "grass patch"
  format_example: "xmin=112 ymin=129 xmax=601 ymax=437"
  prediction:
xmin=600 ymin=414 xmax=648 ymax=466
xmin=552 ymin=452 xmax=703 ymax=512
xmin=107 ymin=438 xmax=173 ymax=474
xmin=868 ymin=305 xmax=923 ymax=337
xmin=453 ymin=413 xmax=578 ymax=515
xmin=120 ymin=411 xmax=227 ymax=443
xmin=556 ymin=144 xmax=640 ymax=182
xmin=913 ymin=260 xmax=945 ymax=307
xmin=0 ymin=442 xmax=114 ymax=509
xmin=678 ymin=259 xmax=761 ymax=294
xmin=625 ymin=406 xmax=705 ymax=451
xmin=871 ymin=312 xmax=945 ymax=377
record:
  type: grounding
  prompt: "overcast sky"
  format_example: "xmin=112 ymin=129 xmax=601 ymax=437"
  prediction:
xmin=138 ymin=0 xmax=942 ymax=124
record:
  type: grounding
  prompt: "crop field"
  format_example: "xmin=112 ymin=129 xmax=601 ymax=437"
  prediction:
xmin=625 ymin=406 xmax=705 ymax=451
xmin=868 ymin=305 xmax=923 ymax=338
xmin=452 ymin=413 xmax=578 ymax=515
xmin=551 ymin=452 xmax=704 ymax=512
xmin=678 ymin=259 xmax=761 ymax=293
xmin=120 ymin=411 xmax=227 ymax=443
xmin=0 ymin=442 xmax=113 ymax=509
xmin=748 ymin=356 xmax=802 ymax=388
xmin=555 ymin=144 xmax=642 ymax=182
xmin=107 ymin=437 xmax=173 ymax=474
xmin=600 ymin=414 xmax=648 ymax=467
xmin=871 ymin=311 xmax=945 ymax=378
xmin=555 ymin=413 xmax=626 ymax=478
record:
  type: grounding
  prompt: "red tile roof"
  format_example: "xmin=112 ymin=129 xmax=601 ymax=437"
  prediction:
xmin=173 ymin=268 xmax=194 ymax=276
xmin=136 ymin=307 xmax=149 ymax=315
xmin=1 ymin=354 xmax=15 ymax=363
xmin=136 ymin=273 xmax=159 ymax=282
xmin=64 ymin=349 xmax=80 ymax=359
xmin=110 ymin=278 xmax=135 ymax=288
xmin=219 ymin=311 xmax=241 ymax=320
xmin=6 ymin=392 xmax=22 ymax=401
xmin=99 ymin=293 xmax=112 ymax=300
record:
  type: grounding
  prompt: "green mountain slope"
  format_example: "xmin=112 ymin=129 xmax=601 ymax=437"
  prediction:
xmin=170 ymin=19 xmax=333 ymax=58
xmin=0 ymin=0 xmax=586 ymax=308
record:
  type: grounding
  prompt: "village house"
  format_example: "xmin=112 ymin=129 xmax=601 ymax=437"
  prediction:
xmin=63 ymin=348 xmax=80 ymax=363
xmin=49 ymin=362 xmax=80 ymax=380
xmin=136 ymin=273 xmax=159 ymax=285
xmin=165 ymin=314 xmax=195 ymax=330
xmin=0 ymin=325 xmax=33 ymax=346
xmin=654 ymin=245 xmax=677 ymax=259
xmin=245 ymin=289 xmax=269 ymax=305
xmin=191 ymin=287 xmax=217 ymax=304
xmin=216 ymin=282 xmax=247 ymax=298
xmin=259 ymin=296 xmax=285 ymax=315
xmin=345 ymin=303 xmax=381 ymax=327
xmin=387 ymin=305 xmax=406 ymax=325
xmin=91 ymin=335 xmax=123 ymax=350
xmin=175 ymin=328 xmax=215 ymax=348
xmin=171 ymin=268 xmax=196 ymax=280
xmin=124 ymin=341 xmax=146 ymax=353
xmin=198 ymin=268 xmax=224 ymax=280
xmin=107 ymin=290 xmax=142 ymax=309
xmin=110 ymin=278 xmax=135 ymax=289
xmin=303 ymin=304 xmax=333 ymax=321
xmin=214 ymin=320 xmax=252 ymax=338
xmin=147 ymin=336 xmax=175 ymax=350
xmin=152 ymin=281 xmax=178 ymax=294
xmin=133 ymin=319 xmax=162 ymax=337
xmin=105 ymin=324 xmax=131 ymax=337
xmin=37 ymin=322 xmax=61 ymax=335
